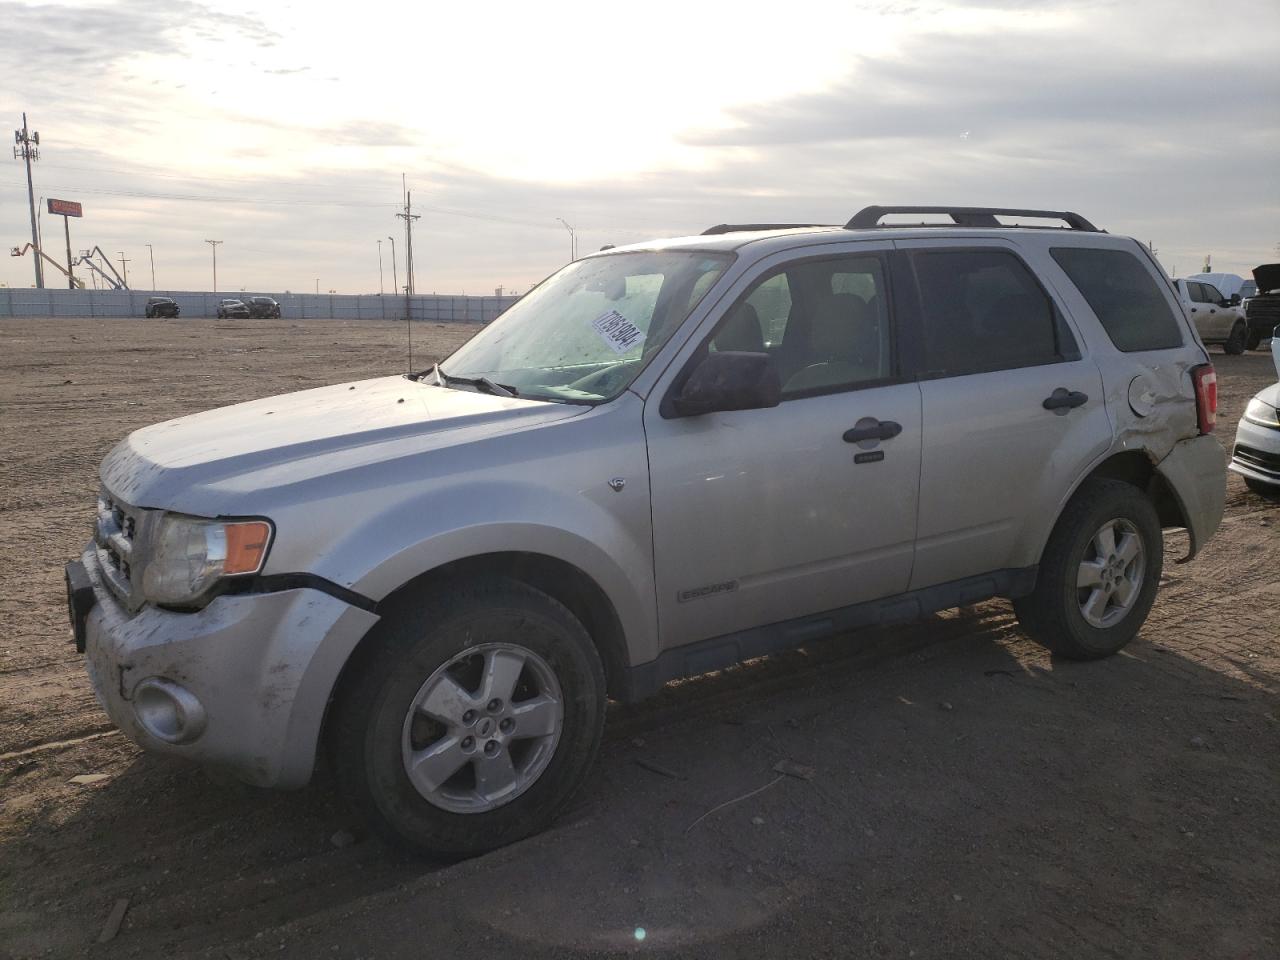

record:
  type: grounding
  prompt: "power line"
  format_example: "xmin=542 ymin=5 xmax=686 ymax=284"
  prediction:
xmin=0 ymin=176 xmax=562 ymax=230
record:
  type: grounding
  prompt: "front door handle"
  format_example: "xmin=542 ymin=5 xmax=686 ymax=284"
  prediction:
xmin=843 ymin=419 xmax=902 ymax=443
xmin=1042 ymin=388 xmax=1089 ymax=411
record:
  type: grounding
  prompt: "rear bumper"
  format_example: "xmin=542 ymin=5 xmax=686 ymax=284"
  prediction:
xmin=1154 ymin=435 xmax=1227 ymax=562
xmin=74 ymin=545 xmax=379 ymax=787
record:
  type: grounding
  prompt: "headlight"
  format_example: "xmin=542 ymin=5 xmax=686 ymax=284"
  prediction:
xmin=1244 ymin=396 xmax=1280 ymax=429
xmin=141 ymin=514 xmax=273 ymax=606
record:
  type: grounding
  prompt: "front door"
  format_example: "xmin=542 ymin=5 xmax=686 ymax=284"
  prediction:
xmin=644 ymin=247 xmax=922 ymax=651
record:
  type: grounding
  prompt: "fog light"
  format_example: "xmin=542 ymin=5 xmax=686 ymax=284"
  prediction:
xmin=133 ymin=678 xmax=206 ymax=744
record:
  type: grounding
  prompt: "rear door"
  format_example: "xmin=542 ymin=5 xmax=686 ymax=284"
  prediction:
xmin=893 ymin=238 xmax=1109 ymax=589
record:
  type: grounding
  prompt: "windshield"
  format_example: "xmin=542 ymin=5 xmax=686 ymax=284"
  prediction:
xmin=440 ymin=250 xmax=732 ymax=403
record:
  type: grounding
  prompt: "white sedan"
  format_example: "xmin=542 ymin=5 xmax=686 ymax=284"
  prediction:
xmin=1230 ymin=337 xmax=1280 ymax=494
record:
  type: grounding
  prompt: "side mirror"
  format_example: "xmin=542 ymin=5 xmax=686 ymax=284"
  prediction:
xmin=1229 ymin=293 xmax=1242 ymax=305
xmin=666 ymin=351 xmax=781 ymax=418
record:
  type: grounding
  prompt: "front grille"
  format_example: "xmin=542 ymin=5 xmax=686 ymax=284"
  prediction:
xmin=95 ymin=489 xmax=139 ymax=603
xmin=1245 ymin=295 xmax=1280 ymax=325
xmin=1233 ymin=444 xmax=1280 ymax=478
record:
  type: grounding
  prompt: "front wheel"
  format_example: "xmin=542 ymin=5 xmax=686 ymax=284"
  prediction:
xmin=1245 ymin=329 xmax=1262 ymax=351
xmin=330 ymin=578 xmax=607 ymax=859
xmin=1223 ymin=323 xmax=1246 ymax=355
xmin=1014 ymin=478 xmax=1163 ymax=659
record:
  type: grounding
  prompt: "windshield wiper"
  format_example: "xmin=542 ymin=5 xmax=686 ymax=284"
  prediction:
xmin=434 ymin=365 xmax=518 ymax=398
xmin=410 ymin=363 xmax=519 ymax=398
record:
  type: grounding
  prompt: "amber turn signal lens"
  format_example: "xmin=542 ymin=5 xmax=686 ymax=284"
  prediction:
xmin=223 ymin=521 xmax=272 ymax=575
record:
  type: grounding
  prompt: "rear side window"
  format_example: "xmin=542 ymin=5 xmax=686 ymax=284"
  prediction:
xmin=1051 ymin=247 xmax=1184 ymax=352
xmin=910 ymin=249 xmax=1073 ymax=377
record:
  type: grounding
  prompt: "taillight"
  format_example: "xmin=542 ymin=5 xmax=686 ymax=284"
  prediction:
xmin=1191 ymin=364 xmax=1217 ymax=434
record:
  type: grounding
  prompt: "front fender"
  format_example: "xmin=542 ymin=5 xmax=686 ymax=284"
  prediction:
xmin=316 ymin=478 xmax=658 ymax=668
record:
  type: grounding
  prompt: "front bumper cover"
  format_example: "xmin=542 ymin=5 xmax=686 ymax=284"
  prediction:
xmin=74 ymin=545 xmax=379 ymax=787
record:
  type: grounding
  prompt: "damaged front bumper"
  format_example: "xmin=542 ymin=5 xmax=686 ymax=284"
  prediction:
xmin=70 ymin=546 xmax=379 ymax=788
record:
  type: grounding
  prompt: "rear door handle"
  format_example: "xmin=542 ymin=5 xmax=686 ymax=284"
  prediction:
xmin=1042 ymin=388 xmax=1089 ymax=411
xmin=843 ymin=419 xmax=902 ymax=443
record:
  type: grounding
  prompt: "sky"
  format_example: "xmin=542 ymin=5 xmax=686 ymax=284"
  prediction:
xmin=1 ymin=0 xmax=1277 ymax=294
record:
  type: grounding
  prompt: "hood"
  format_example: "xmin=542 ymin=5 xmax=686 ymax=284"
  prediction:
xmin=101 ymin=375 xmax=584 ymax=511
xmin=1252 ymin=263 xmax=1280 ymax=295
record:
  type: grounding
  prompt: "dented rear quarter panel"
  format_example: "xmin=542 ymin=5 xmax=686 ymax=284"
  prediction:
xmin=1005 ymin=234 xmax=1214 ymax=565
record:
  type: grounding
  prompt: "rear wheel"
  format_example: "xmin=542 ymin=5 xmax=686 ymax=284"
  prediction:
xmin=1014 ymin=478 xmax=1163 ymax=659
xmin=330 ymin=577 xmax=607 ymax=859
xmin=1223 ymin=323 xmax=1247 ymax=355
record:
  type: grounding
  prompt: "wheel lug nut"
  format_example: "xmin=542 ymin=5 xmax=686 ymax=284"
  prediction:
xmin=462 ymin=709 xmax=477 ymax=725
xmin=484 ymin=740 xmax=499 ymax=756
xmin=487 ymin=699 xmax=502 ymax=713
xmin=499 ymin=718 xmax=514 ymax=733
xmin=461 ymin=736 xmax=475 ymax=751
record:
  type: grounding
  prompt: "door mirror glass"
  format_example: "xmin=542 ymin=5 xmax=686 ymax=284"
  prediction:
xmin=669 ymin=351 xmax=781 ymax=417
xmin=1229 ymin=293 xmax=1242 ymax=305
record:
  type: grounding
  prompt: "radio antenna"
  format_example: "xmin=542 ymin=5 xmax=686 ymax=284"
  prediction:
xmin=396 ymin=175 xmax=421 ymax=373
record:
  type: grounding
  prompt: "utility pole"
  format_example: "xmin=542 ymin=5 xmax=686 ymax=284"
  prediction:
xmin=205 ymin=239 xmax=222 ymax=291
xmin=117 ymin=251 xmax=130 ymax=288
xmin=377 ymin=239 xmax=384 ymax=295
xmin=14 ymin=113 xmax=43 ymax=287
xmin=396 ymin=176 xmax=421 ymax=325
xmin=62 ymin=215 xmax=74 ymax=288
xmin=146 ymin=244 xmax=156 ymax=289
xmin=556 ymin=217 xmax=576 ymax=262
xmin=387 ymin=235 xmax=398 ymax=316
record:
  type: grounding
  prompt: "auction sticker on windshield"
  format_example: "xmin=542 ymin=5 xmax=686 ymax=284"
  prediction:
xmin=591 ymin=309 xmax=644 ymax=354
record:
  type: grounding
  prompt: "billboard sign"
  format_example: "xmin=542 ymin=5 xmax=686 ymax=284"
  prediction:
xmin=47 ymin=198 xmax=83 ymax=217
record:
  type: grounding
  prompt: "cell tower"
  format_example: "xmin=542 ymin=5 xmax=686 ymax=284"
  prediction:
xmin=13 ymin=113 xmax=42 ymax=288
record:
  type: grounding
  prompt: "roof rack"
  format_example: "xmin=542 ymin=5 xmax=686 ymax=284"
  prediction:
xmin=702 ymin=223 xmax=834 ymax=236
xmin=845 ymin=206 xmax=1100 ymax=232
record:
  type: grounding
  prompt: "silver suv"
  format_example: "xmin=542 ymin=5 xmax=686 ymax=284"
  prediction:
xmin=66 ymin=206 xmax=1226 ymax=857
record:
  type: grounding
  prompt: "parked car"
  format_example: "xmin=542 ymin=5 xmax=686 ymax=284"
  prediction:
xmin=144 ymin=296 xmax=180 ymax=319
xmin=216 ymin=298 xmax=250 ymax=319
xmin=1174 ymin=278 xmax=1247 ymax=354
xmin=1185 ymin=272 xmax=1250 ymax=302
xmin=245 ymin=296 xmax=281 ymax=319
xmin=1229 ymin=332 xmax=1280 ymax=495
xmin=66 ymin=206 xmax=1226 ymax=858
xmin=1243 ymin=263 xmax=1280 ymax=351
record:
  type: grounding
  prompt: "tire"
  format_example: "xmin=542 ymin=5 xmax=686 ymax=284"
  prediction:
xmin=329 ymin=577 xmax=607 ymax=859
xmin=1244 ymin=476 xmax=1280 ymax=500
xmin=1223 ymin=323 xmax=1246 ymax=355
xmin=1014 ymin=478 xmax=1163 ymax=660
xmin=1245 ymin=330 xmax=1262 ymax=351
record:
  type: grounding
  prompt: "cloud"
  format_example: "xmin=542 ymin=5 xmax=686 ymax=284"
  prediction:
xmin=2 ymin=0 xmax=1277 ymax=293
xmin=0 ymin=0 xmax=278 ymax=72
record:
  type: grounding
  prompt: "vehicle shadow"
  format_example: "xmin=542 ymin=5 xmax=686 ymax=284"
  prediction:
xmin=2 ymin=601 xmax=1277 ymax=960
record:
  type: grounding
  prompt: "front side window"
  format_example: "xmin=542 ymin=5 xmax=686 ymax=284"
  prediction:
xmin=911 ymin=248 xmax=1070 ymax=376
xmin=443 ymin=251 xmax=731 ymax=403
xmin=1051 ymin=247 xmax=1184 ymax=352
xmin=710 ymin=254 xmax=893 ymax=397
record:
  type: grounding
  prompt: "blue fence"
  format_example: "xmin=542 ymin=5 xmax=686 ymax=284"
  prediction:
xmin=0 ymin=288 xmax=518 ymax=322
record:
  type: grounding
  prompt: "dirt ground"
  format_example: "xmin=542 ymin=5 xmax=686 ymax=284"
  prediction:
xmin=0 ymin=318 xmax=1276 ymax=960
